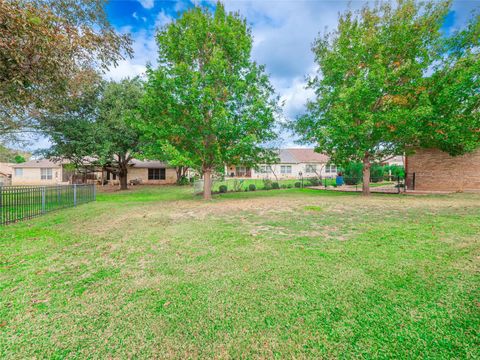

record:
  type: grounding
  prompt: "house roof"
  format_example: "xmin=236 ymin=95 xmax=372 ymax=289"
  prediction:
xmin=279 ymin=149 xmax=329 ymax=164
xmin=130 ymin=159 xmax=170 ymax=168
xmin=0 ymin=162 xmax=13 ymax=175
xmin=11 ymin=159 xmax=65 ymax=168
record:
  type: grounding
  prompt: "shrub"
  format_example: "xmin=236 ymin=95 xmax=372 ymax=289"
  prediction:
xmin=263 ymin=179 xmax=272 ymax=190
xmin=294 ymin=182 xmax=301 ymax=188
xmin=248 ymin=184 xmax=256 ymax=191
xmin=272 ymin=182 xmax=280 ymax=189
xmin=219 ymin=185 xmax=228 ymax=193
xmin=281 ymin=184 xmax=287 ymax=189
xmin=177 ymin=176 xmax=190 ymax=186
xmin=287 ymin=184 xmax=293 ymax=188
xmin=343 ymin=162 xmax=363 ymax=185
xmin=370 ymin=164 xmax=384 ymax=183
xmin=308 ymin=177 xmax=320 ymax=186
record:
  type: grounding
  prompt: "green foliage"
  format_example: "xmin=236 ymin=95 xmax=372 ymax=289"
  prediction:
xmin=370 ymin=164 xmax=385 ymax=183
xmin=342 ymin=162 xmax=363 ymax=185
xmin=385 ymin=165 xmax=405 ymax=179
xmin=219 ymin=185 xmax=228 ymax=193
xmin=41 ymin=77 xmax=144 ymax=189
xmin=263 ymin=179 xmax=273 ymax=190
xmin=0 ymin=0 xmax=132 ymax=140
xmin=287 ymin=184 xmax=293 ymax=189
xmin=248 ymin=184 xmax=256 ymax=191
xmin=13 ymin=155 xmax=25 ymax=163
xmin=291 ymin=1 xmax=473 ymax=193
xmin=177 ymin=176 xmax=190 ymax=186
xmin=271 ymin=182 xmax=280 ymax=190
xmin=294 ymin=182 xmax=301 ymax=188
xmin=139 ymin=3 xmax=280 ymax=198
xmin=307 ymin=177 xmax=320 ymax=186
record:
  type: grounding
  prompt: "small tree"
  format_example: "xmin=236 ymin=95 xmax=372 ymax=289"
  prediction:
xmin=140 ymin=3 xmax=279 ymax=199
xmin=292 ymin=1 xmax=449 ymax=195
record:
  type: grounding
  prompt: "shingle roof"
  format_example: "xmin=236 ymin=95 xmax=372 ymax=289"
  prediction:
xmin=278 ymin=149 xmax=329 ymax=164
xmin=130 ymin=159 xmax=170 ymax=168
xmin=11 ymin=159 xmax=65 ymax=168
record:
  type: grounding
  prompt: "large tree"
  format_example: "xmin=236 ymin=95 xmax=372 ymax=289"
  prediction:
xmin=418 ymin=13 xmax=480 ymax=156
xmin=140 ymin=3 xmax=279 ymax=199
xmin=42 ymin=77 xmax=144 ymax=190
xmin=293 ymin=0 xmax=450 ymax=195
xmin=0 ymin=0 xmax=132 ymax=140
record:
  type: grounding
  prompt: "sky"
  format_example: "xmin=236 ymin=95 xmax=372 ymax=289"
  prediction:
xmin=26 ymin=0 xmax=480 ymax=151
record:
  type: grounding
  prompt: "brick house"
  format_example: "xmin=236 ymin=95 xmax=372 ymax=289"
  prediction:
xmin=406 ymin=148 xmax=480 ymax=191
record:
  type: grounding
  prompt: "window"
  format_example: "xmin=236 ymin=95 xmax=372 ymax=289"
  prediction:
xmin=14 ymin=168 xmax=23 ymax=177
xmin=259 ymin=165 xmax=272 ymax=174
xmin=236 ymin=166 xmax=247 ymax=177
xmin=305 ymin=164 xmax=317 ymax=173
xmin=148 ymin=168 xmax=166 ymax=180
xmin=325 ymin=164 xmax=337 ymax=174
xmin=41 ymin=168 xmax=52 ymax=180
xmin=281 ymin=165 xmax=292 ymax=174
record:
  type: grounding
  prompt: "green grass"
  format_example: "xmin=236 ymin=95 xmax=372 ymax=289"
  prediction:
xmin=1 ymin=186 xmax=479 ymax=358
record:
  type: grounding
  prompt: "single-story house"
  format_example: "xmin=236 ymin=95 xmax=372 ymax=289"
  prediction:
xmin=11 ymin=158 xmax=178 ymax=186
xmin=226 ymin=148 xmax=335 ymax=179
xmin=103 ymin=160 xmax=176 ymax=185
xmin=11 ymin=159 xmax=69 ymax=186
xmin=0 ymin=162 xmax=13 ymax=186
xmin=406 ymin=148 xmax=480 ymax=191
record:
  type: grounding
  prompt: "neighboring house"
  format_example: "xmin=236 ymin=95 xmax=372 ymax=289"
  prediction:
xmin=11 ymin=159 xmax=68 ymax=186
xmin=381 ymin=155 xmax=405 ymax=167
xmin=226 ymin=148 xmax=335 ymax=180
xmin=103 ymin=160 xmax=177 ymax=185
xmin=0 ymin=162 xmax=13 ymax=186
xmin=406 ymin=148 xmax=480 ymax=191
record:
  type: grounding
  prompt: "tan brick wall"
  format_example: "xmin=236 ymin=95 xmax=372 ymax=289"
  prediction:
xmin=407 ymin=148 xmax=480 ymax=191
xmin=127 ymin=167 xmax=176 ymax=185
xmin=11 ymin=167 xmax=63 ymax=186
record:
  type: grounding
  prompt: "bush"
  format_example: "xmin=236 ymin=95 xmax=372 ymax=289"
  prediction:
xmin=248 ymin=184 xmax=256 ymax=191
xmin=263 ymin=179 xmax=272 ymax=190
xmin=294 ymin=182 xmax=301 ymax=188
xmin=219 ymin=185 xmax=228 ymax=193
xmin=343 ymin=162 xmax=363 ymax=185
xmin=272 ymin=182 xmax=280 ymax=189
xmin=281 ymin=184 xmax=287 ymax=189
xmin=287 ymin=184 xmax=293 ymax=188
xmin=370 ymin=164 xmax=384 ymax=183
xmin=308 ymin=177 xmax=320 ymax=186
xmin=177 ymin=176 xmax=190 ymax=186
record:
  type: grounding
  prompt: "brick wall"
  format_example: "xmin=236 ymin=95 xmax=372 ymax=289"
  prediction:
xmin=406 ymin=148 xmax=480 ymax=191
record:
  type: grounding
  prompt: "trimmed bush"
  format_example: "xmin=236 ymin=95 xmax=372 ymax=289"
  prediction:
xmin=308 ymin=177 xmax=320 ymax=186
xmin=272 ymin=182 xmax=280 ymax=189
xmin=177 ymin=176 xmax=190 ymax=186
xmin=287 ymin=184 xmax=293 ymax=188
xmin=281 ymin=184 xmax=287 ymax=189
xmin=219 ymin=185 xmax=228 ymax=193
xmin=294 ymin=182 xmax=301 ymax=188
xmin=249 ymin=184 xmax=256 ymax=191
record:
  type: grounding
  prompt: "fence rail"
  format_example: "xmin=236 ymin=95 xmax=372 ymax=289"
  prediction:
xmin=0 ymin=184 xmax=96 ymax=225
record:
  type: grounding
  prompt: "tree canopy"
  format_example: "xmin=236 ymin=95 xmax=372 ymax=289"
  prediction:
xmin=42 ymin=77 xmax=144 ymax=190
xmin=292 ymin=0 xmax=478 ymax=195
xmin=139 ymin=3 xmax=280 ymax=199
xmin=0 ymin=0 xmax=132 ymax=140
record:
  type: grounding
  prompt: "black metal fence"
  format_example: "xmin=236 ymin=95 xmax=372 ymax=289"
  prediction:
xmin=0 ymin=184 xmax=96 ymax=225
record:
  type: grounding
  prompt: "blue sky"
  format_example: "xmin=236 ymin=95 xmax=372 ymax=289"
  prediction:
xmin=27 ymin=0 xmax=480 ymax=151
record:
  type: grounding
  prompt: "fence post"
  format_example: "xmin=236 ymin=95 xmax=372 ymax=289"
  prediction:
xmin=93 ymin=184 xmax=96 ymax=201
xmin=73 ymin=184 xmax=77 ymax=207
xmin=397 ymin=176 xmax=400 ymax=194
xmin=41 ymin=186 xmax=46 ymax=213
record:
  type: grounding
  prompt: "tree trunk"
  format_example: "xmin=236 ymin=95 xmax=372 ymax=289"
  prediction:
xmin=203 ymin=167 xmax=212 ymax=200
xmin=176 ymin=167 xmax=182 ymax=184
xmin=119 ymin=169 xmax=128 ymax=190
xmin=362 ymin=155 xmax=371 ymax=196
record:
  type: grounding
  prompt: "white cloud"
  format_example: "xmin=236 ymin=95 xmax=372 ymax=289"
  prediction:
xmin=138 ymin=0 xmax=154 ymax=10
xmin=155 ymin=10 xmax=173 ymax=28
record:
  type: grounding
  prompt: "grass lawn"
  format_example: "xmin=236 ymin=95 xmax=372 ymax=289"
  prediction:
xmin=1 ymin=186 xmax=479 ymax=358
